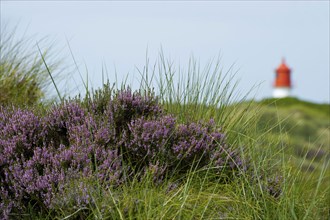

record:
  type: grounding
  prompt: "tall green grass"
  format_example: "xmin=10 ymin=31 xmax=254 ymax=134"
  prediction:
xmin=0 ymin=24 xmax=65 ymax=106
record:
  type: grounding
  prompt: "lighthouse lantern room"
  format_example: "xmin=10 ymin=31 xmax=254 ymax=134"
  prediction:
xmin=273 ymin=58 xmax=292 ymax=98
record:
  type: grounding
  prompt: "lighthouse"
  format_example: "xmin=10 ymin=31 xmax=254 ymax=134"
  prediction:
xmin=273 ymin=58 xmax=292 ymax=98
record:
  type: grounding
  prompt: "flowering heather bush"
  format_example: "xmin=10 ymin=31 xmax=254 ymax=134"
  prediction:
xmin=172 ymin=119 xmax=226 ymax=170
xmin=211 ymin=145 xmax=246 ymax=171
xmin=121 ymin=115 xmax=245 ymax=178
xmin=265 ymin=176 xmax=283 ymax=198
xmin=0 ymin=87 xmax=248 ymax=218
xmin=250 ymin=172 xmax=283 ymax=199
xmin=87 ymin=85 xmax=162 ymax=131
xmin=0 ymin=103 xmax=121 ymax=218
xmin=122 ymin=115 xmax=176 ymax=162
xmin=0 ymin=106 xmax=45 ymax=217
xmin=115 ymin=89 xmax=162 ymax=133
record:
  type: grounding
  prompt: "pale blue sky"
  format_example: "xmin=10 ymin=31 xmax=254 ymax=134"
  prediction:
xmin=1 ymin=1 xmax=329 ymax=103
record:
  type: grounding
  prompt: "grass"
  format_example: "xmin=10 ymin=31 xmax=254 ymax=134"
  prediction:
xmin=256 ymin=98 xmax=329 ymax=173
xmin=0 ymin=24 xmax=66 ymax=106
xmin=1 ymin=31 xmax=329 ymax=219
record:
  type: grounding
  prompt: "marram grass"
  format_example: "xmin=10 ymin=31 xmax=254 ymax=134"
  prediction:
xmin=0 ymin=24 xmax=65 ymax=106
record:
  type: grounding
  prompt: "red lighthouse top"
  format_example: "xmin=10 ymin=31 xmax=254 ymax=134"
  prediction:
xmin=274 ymin=58 xmax=291 ymax=88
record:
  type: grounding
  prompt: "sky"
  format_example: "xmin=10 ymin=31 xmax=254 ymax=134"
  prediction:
xmin=1 ymin=1 xmax=329 ymax=103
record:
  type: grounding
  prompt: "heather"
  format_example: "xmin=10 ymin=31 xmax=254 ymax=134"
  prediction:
xmin=0 ymin=87 xmax=249 ymax=218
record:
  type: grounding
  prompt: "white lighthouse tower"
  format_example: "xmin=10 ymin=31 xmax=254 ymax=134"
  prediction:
xmin=273 ymin=59 xmax=292 ymax=98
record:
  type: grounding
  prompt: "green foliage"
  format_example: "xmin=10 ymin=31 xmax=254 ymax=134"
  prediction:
xmin=0 ymin=24 xmax=62 ymax=106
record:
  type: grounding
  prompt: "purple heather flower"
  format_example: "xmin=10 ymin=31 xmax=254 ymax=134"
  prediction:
xmin=0 ymin=87 xmax=249 ymax=217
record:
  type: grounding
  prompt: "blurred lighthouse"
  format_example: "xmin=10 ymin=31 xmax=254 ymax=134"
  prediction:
xmin=273 ymin=58 xmax=292 ymax=98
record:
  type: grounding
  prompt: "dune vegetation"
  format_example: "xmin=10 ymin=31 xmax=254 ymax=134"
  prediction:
xmin=0 ymin=27 xmax=329 ymax=220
